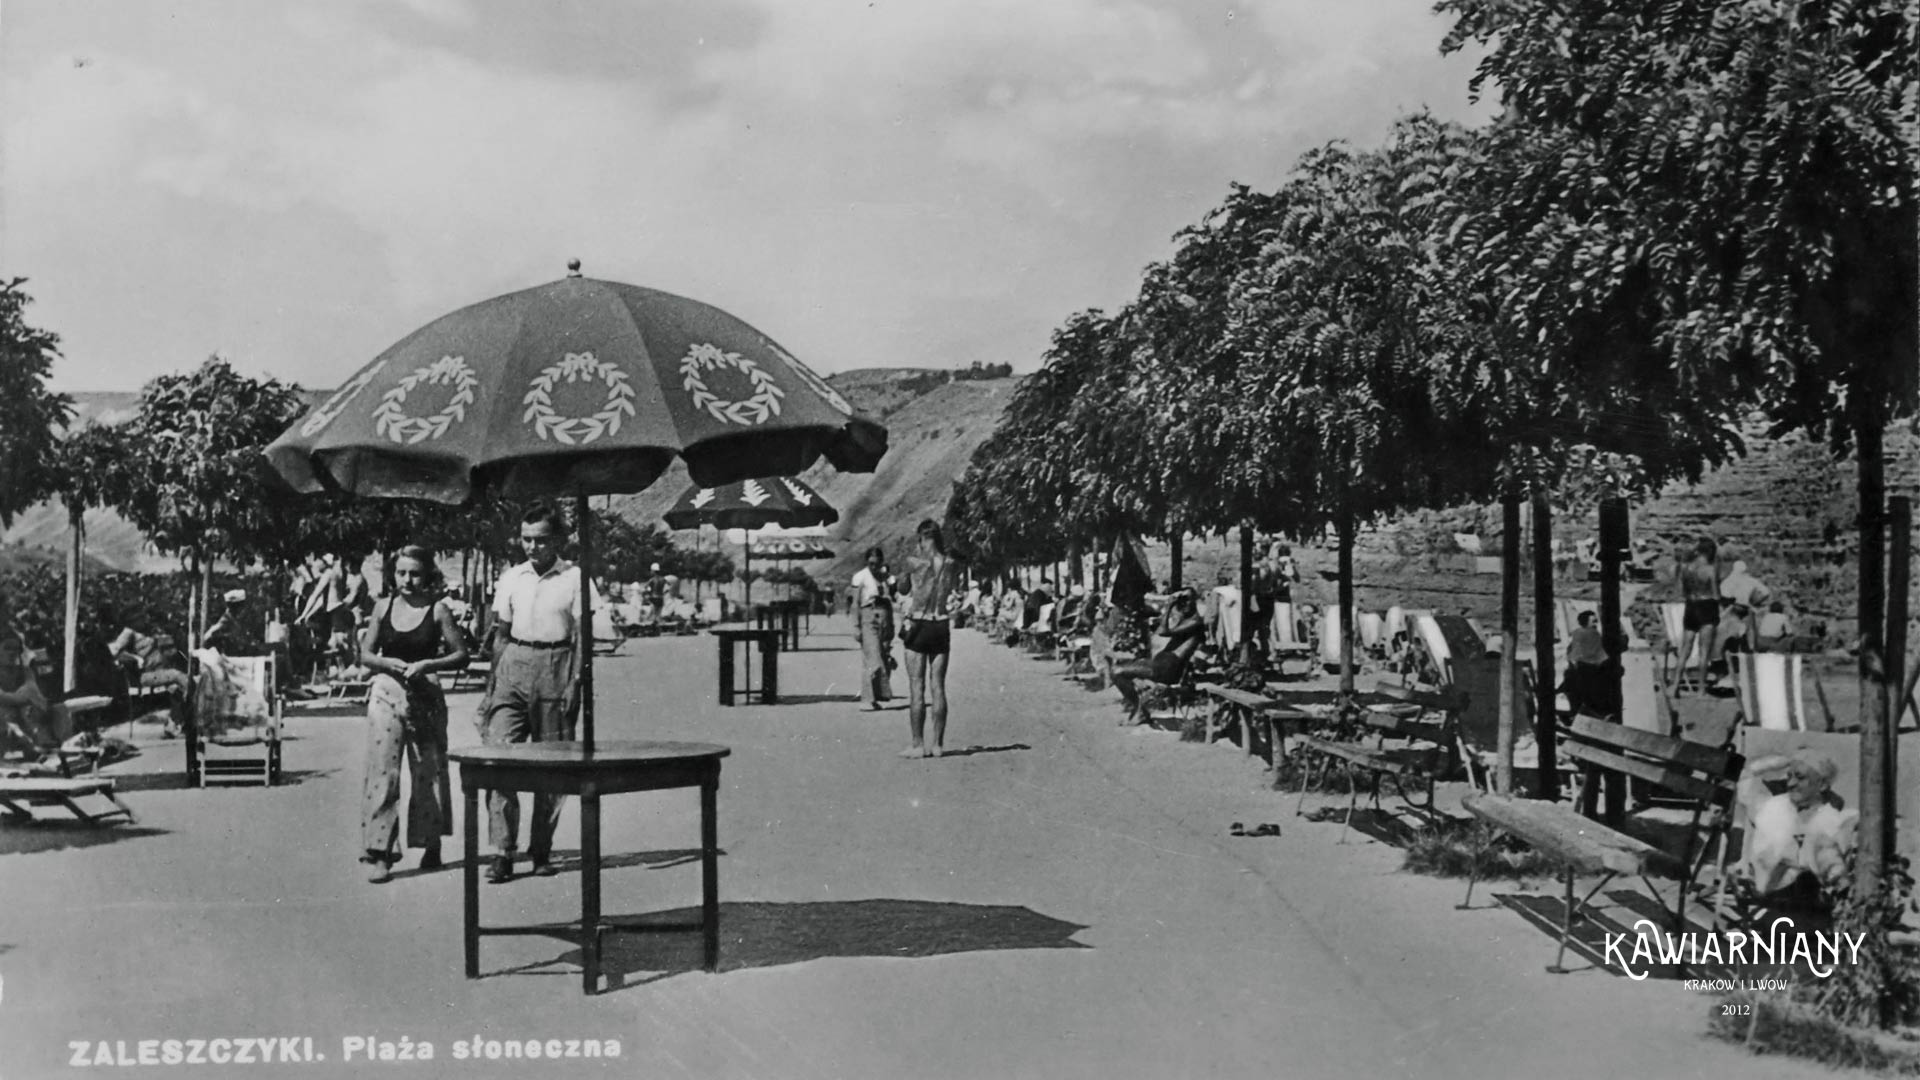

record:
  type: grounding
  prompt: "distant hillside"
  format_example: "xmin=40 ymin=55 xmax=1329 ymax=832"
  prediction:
xmin=607 ymin=371 xmax=1015 ymax=582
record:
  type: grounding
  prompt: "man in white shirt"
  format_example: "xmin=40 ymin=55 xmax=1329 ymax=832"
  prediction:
xmin=848 ymin=546 xmax=894 ymax=710
xmin=481 ymin=503 xmax=600 ymax=883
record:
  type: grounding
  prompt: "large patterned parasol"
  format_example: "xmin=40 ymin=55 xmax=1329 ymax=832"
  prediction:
xmin=263 ymin=264 xmax=886 ymax=746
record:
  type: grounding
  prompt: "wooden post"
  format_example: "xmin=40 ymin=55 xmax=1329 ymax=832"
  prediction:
xmin=1599 ymin=498 xmax=1629 ymax=825
xmin=575 ymin=491 xmax=595 ymax=751
xmin=1497 ymin=493 xmax=1521 ymax=795
xmin=63 ymin=507 xmax=83 ymax=693
xmin=1888 ymin=497 xmax=1910 ymax=788
xmin=1531 ymin=491 xmax=1557 ymax=799
xmin=1240 ymin=524 xmax=1255 ymax=663
xmin=1338 ymin=505 xmax=1356 ymax=697
xmin=1857 ymin=417 xmax=1890 ymax=899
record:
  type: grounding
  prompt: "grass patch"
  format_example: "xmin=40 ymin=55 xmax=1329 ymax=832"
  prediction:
xmin=1401 ymin=819 xmax=1558 ymax=881
xmin=1709 ymin=992 xmax=1920 ymax=1076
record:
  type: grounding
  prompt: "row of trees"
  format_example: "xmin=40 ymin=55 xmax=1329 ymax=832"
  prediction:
xmin=947 ymin=0 xmax=1915 ymax=899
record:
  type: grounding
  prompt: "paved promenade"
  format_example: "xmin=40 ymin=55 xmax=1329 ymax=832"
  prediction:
xmin=0 ymin=618 xmax=1835 ymax=1079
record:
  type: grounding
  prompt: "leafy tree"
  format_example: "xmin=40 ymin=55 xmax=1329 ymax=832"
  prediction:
xmin=0 ymin=279 xmax=73 ymax=527
xmin=116 ymin=358 xmax=307 ymax=636
xmin=1439 ymin=0 xmax=1917 ymax=893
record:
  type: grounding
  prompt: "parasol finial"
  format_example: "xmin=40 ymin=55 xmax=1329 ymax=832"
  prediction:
xmin=567 ymin=258 xmax=583 ymax=277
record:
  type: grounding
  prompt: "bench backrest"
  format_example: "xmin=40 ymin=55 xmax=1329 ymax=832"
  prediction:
xmin=1562 ymin=715 xmax=1741 ymax=812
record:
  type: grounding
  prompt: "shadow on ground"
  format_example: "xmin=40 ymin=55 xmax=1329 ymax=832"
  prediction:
xmin=0 ymin=823 xmax=170 ymax=856
xmin=391 ymin=847 xmax=718 ymax=882
xmin=493 ymin=898 xmax=1091 ymax=990
xmin=778 ymin=693 xmax=862 ymax=706
xmin=937 ymin=743 xmax=1031 ymax=759
xmin=108 ymin=768 xmax=339 ymax=793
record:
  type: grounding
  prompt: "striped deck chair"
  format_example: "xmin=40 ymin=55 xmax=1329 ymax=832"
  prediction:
xmin=187 ymin=651 xmax=283 ymax=787
xmin=1730 ymin=653 xmax=1809 ymax=735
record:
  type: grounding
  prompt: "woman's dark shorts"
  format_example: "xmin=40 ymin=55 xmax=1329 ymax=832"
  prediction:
xmin=905 ymin=618 xmax=951 ymax=656
xmin=1682 ymin=598 xmax=1722 ymax=632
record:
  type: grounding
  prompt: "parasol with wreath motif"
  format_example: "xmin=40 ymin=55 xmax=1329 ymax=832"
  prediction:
xmin=263 ymin=262 xmax=886 ymax=746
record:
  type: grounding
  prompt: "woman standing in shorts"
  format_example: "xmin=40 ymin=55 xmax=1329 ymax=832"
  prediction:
xmin=1676 ymin=536 xmax=1722 ymax=693
xmin=896 ymin=521 xmax=957 ymax=759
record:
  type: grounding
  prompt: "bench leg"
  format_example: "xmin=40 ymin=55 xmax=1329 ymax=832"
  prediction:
xmin=1549 ymin=868 xmax=1579 ymax=974
xmin=1337 ymin=770 xmax=1359 ymax=845
xmin=1457 ymin=826 xmax=1496 ymax=909
xmin=1294 ymin=752 xmax=1323 ymax=817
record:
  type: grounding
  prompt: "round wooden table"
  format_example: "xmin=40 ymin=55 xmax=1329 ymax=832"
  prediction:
xmin=449 ymin=740 xmax=731 ymax=994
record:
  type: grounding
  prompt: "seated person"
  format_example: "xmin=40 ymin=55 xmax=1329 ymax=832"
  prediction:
xmin=1736 ymin=750 xmax=1858 ymax=901
xmin=1111 ymin=589 xmax=1207 ymax=726
xmin=108 ymin=621 xmax=190 ymax=739
xmin=1755 ymin=600 xmax=1793 ymax=652
xmin=0 ymin=636 xmax=55 ymax=755
xmin=1560 ymin=611 xmax=1613 ymax=716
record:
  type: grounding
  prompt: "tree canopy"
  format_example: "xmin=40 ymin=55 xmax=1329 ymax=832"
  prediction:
xmin=0 ymin=279 xmax=73 ymax=528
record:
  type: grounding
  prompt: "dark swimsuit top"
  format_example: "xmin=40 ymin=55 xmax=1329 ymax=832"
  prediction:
xmin=372 ymin=601 xmax=444 ymax=664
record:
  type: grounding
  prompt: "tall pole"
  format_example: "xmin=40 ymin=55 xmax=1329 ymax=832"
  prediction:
xmin=575 ymin=491 xmax=595 ymax=751
xmin=1857 ymin=416 xmax=1890 ymax=899
xmin=1496 ymin=493 xmax=1521 ymax=795
xmin=1169 ymin=527 xmax=1184 ymax=591
xmin=1338 ymin=505 xmax=1356 ymax=697
xmin=1239 ymin=524 xmax=1255 ymax=663
xmin=64 ymin=508 xmax=83 ymax=692
xmin=1531 ymin=491 xmax=1558 ymax=798
xmin=1887 ymin=497 xmax=1910 ymax=788
xmin=1599 ymin=498 xmax=1629 ymax=824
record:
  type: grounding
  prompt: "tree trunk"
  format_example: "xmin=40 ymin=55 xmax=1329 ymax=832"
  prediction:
xmin=1338 ymin=505 xmax=1356 ymax=697
xmin=1532 ymin=491 xmax=1557 ymax=799
xmin=1888 ymin=497 xmax=1910 ymax=790
xmin=59 ymin=505 xmax=83 ymax=693
xmin=1239 ymin=524 xmax=1255 ymax=663
xmin=576 ymin=490 xmax=595 ymax=750
xmin=1857 ymin=416 xmax=1891 ymax=900
xmin=1496 ymin=493 xmax=1521 ymax=795
xmin=1170 ymin=528 xmax=1184 ymax=591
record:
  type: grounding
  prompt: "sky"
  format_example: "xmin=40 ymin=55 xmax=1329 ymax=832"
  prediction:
xmin=3 ymin=0 xmax=1494 ymax=394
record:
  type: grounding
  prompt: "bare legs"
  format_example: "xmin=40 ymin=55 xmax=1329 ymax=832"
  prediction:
xmin=903 ymin=648 xmax=951 ymax=757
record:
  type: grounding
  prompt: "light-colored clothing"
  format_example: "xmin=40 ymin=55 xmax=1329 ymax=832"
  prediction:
xmin=491 ymin=559 xmax=603 ymax=644
xmin=850 ymin=567 xmax=888 ymax=608
xmin=1746 ymin=795 xmax=1857 ymax=894
xmin=362 ymin=674 xmax=450 ymax=862
xmin=482 ymin=640 xmax=577 ymax=858
xmin=857 ymin=606 xmax=895 ymax=706
xmin=0 ymin=668 xmax=51 ymax=751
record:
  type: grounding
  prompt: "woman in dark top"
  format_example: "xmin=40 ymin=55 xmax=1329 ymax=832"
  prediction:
xmin=1112 ymin=589 xmax=1207 ymax=726
xmin=357 ymin=546 xmax=468 ymax=882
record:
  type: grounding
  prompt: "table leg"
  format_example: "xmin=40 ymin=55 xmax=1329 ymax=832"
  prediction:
xmin=702 ymin=775 xmax=719 ymax=972
xmin=582 ymin=791 xmax=601 ymax=995
xmin=717 ymin=638 xmax=734 ymax=707
xmin=763 ymin=638 xmax=779 ymax=705
xmin=463 ymin=777 xmax=479 ymax=979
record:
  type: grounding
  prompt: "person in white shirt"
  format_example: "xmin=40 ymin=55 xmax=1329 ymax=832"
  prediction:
xmin=481 ymin=503 xmax=600 ymax=883
xmin=848 ymin=546 xmax=895 ymax=710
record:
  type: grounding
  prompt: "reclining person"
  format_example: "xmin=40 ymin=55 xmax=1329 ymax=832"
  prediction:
xmin=107 ymin=621 xmax=190 ymax=739
xmin=1111 ymin=589 xmax=1206 ymax=727
xmin=0 ymin=636 xmax=55 ymax=756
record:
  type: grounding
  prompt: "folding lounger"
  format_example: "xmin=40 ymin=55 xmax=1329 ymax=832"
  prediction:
xmin=0 ymin=773 xmax=136 ymax=826
xmin=187 ymin=651 xmax=283 ymax=787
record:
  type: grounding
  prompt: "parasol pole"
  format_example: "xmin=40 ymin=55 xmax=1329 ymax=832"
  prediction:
xmin=576 ymin=489 xmax=595 ymax=752
xmin=743 ymin=527 xmax=753 ymax=616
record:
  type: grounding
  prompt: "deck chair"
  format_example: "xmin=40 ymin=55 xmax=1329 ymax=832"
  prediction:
xmin=1210 ymin=586 xmax=1243 ymax=655
xmin=1730 ymin=653 xmax=1808 ymax=735
xmin=1357 ymin=611 xmax=1385 ymax=655
xmin=1269 ymin=601 xmax=1313 ymax=673
xmin=1407 ymin=611 xmax=1466 ymax=688
xmin=592 ymin=610 xmax=626 ymax=656
xmin=1319 ymin=607 xmax=1362 ymax=673
xmin=1024 ymin=603 xmax=1059 ymax=657
xmin=186 ymin=651 xmax=283 ymax=787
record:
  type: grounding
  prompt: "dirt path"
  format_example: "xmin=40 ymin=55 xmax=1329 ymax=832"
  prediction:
xmin=0 ymin=619 xmax=1843 ymax=1079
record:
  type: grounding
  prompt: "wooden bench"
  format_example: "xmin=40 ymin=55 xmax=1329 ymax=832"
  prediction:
xmin=1459 ymin=715 xmax=1741 ymax=974
xmin=0 ymin=775 xmax=136 ymax=826
xmin=1196 ymin=683 xmax=1313 ymax=762
xmin=1289 ymin=685 xmax=1465 ymax=842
